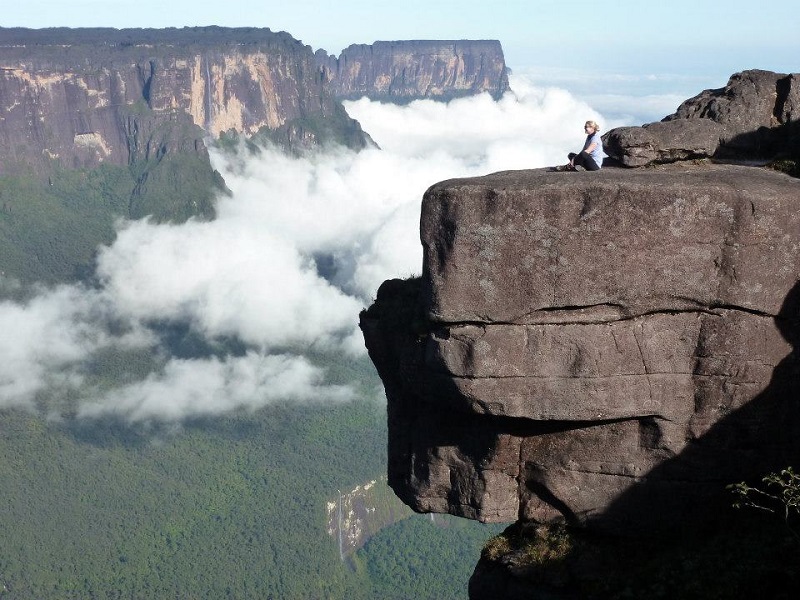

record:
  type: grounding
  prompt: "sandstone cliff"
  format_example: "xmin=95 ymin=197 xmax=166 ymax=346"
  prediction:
xmin=0 ymin=30 xmax=511 ymax=176
xmin=315 ymin=40 xmax=510 ymax=102
xmin=0 ymin=27 xmax=369 ymax=175
xmin=362 ymin=163 xmax=800 ymax=530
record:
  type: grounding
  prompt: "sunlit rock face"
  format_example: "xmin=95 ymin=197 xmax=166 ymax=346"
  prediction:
xmin=0 ymin=30 xmax=512 ymax=176
xmin=361 ymin=164 xmax=800 ymax=535
xmin=0 ymin=27 xmax=366 ymax=175
xmin=316 ymin=40 xmax=510 ymax=102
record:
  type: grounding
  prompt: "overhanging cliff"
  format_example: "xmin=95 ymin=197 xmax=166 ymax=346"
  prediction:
xmin=361 ymin=163 xmax=800 ymax=537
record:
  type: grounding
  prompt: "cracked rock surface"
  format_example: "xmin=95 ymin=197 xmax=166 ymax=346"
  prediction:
xmin=360 ymin=163 xmax=800 ymax=535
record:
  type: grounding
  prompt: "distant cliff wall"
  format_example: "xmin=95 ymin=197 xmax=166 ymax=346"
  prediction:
xmin=0 ymin=30 xmax=512 ymax=177
xmin=316 ymin=40 xmax=510 ymax=102
xmin=0 ymin=27 xmax=368 ymax=175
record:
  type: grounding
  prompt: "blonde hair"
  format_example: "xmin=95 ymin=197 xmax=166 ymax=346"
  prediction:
xmin=585 ymin=120 xmax=600 ymax=132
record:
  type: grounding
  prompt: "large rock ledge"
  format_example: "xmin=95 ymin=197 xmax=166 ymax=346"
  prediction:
xmin=360 ymin=164 xmax=800 ymax=536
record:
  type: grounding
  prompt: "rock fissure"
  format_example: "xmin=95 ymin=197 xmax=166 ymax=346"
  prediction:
xmin=446 ymin=372 xmax=693 ymax=381
xmin=429 ymin=303 xmax=774 ymax=328
xmin=707 ymin=302 xmax=777 ymax=318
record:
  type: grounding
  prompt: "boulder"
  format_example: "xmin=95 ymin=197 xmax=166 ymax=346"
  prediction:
xmin=603 ymin=69 xmax=800 ymax=166
xmin=602 ymin=120 xmax=723 ymax=167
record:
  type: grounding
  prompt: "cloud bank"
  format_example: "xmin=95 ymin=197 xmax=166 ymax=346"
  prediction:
xmin=78 ymin=353 xmax=354 ymax=422
xmin=0 ymin=73 xmax=641 ymax=422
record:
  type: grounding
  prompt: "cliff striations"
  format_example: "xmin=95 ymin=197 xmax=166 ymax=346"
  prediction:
xmin=315 ymin=40 xmax=510 ymax=102
xmin=0 ymin=29 xmax=511 ymax=176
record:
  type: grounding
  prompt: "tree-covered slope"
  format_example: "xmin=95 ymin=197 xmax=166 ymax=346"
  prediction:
xmin=0 ymin=353 xmax=502 ymax=599
xmin=0 ymin=155 xmax=220 ymax=285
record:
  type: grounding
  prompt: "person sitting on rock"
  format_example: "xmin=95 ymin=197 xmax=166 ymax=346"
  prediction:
xmin=556 ymin=120 xmax=604 ymax=171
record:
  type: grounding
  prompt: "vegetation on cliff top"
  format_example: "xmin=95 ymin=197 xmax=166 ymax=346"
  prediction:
xmin=477 ymin=510 xmax=799 ymax=599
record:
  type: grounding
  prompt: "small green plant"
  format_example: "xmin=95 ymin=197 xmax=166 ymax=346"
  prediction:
xmin=768 ymin=159 xmax=800 ymax=178
xmin=482 ymin=533 xmax=512 ymax=561
xmin=728 ymin=466 xmax=800 ymax=538
xmin=481 ymin=523 xmax=572 ymax=567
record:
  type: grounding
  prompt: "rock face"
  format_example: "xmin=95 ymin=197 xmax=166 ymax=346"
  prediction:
xmin=360 ymin=164 xmax=800 ymax=536
xmin=603 ymin=70 xmax=800 ymax=166
xmin=0 ymin=27 xmax=368 ymax=175
xmin=316 ymin=40 xmax=510 ymax=102
xmin=0 ymin=28 xmax=510 ymax=284
xmin=0 ymin=30 xmax=511 ymax=176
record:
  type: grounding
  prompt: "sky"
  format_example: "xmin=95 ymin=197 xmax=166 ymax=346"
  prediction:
xmin=0 ymin=1 xmax=797 ymax=423
xmin=3 ymin=0 xmax=798 ymax=80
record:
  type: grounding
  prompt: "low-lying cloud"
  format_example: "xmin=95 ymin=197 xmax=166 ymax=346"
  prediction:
xmin=78 ymin=352 xmax=355 ymax=422
xmin=0 ymin=286 xmax=152 ymax=408
xmin=0 ymin=73 xmax=648 ymax=422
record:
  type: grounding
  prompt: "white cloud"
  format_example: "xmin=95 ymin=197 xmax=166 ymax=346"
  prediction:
xmin=96 ymin=217 xmax=362 ymax=351
xmin=2 ymin=72 xmax=689 ymax=422
xmin=344 ymin=75 xmax=605 ymax=172
xmin=0 ymin=285 xmax=152 ymax=408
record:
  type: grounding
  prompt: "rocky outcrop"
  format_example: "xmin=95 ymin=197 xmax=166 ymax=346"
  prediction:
xmin=603 ymin=70 xmax=800 ymax=166
xmin=0 ymin=27 xmax=369 ymax=175
xmin=315 ymin=40 xmax=510 ymax=102
xmin=361 ymin=164 xmax=800 ymax=538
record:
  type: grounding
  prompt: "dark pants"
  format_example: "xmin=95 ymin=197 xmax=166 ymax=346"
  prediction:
xmin=568 ymin=151 xmax=600 ymax=171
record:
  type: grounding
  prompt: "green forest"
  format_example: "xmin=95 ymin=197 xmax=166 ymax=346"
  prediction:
xmin=0 ymin=77 xmax=504 ymax=598
xmin=0 ymin=353 xmax=503 ymax=599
